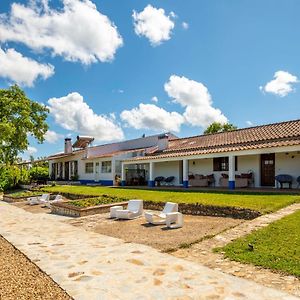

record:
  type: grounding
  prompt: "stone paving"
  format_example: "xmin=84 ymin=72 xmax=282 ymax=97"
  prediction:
xmin=174 ymin=203 xmax=300 ymax=297
xmin=0 ymin=202 xmax=299 ymax=299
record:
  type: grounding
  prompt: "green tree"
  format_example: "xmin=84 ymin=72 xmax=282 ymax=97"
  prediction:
xmin=204 ymin=122 xmax=238 ymax=134
xmin=0 ymin=85 xmax=49 ymax=164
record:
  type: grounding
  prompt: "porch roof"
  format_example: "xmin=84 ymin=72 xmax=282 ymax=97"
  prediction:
xmin=125 ymin=119 xmax=300 ymax=161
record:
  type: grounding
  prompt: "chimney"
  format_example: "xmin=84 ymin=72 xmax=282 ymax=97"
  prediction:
xmin=64 ymin=138 xmax=72 ymax=154
xmin=157 ymin=133 xmax=169 ymax=151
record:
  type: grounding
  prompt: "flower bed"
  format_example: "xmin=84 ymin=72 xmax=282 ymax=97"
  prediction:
xmin=69 ymin=194 xmax=127 ymax=208
xmin=2 ymin=191 xmax=43 ymax=203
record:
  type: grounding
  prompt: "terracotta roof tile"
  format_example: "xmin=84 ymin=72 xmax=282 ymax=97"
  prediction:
xmin=127 ymin=119 xmax=300 ymax=161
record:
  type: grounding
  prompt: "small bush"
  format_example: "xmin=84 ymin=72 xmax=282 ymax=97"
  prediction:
xmin=0 ymin=165 xmax=21 ymax=191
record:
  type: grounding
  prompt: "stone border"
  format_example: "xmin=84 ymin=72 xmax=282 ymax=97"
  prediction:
xmin=51 ymin=201 xmax=128 ymax=217
xmin=2 ymin=194 xmax=43 ymax=203
xmin=51 ymin=198 xmax=260 ymax=219
xmin=143 ymin=201 xmax=261 ymax=220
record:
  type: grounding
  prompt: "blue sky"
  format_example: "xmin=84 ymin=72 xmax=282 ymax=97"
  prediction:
xmin=0 ymin=0 xmax=299 ymax=159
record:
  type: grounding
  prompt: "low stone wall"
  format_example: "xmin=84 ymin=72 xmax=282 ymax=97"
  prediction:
xmin=50 ymin=198 xmax=260 ymax=219
xmin=143 ymin=201 xmax=261 ymax=220
xmin=51 ymin=201 xmax=128 ymax=217
xmin=2 ymin=194 xmax=43 ymax=203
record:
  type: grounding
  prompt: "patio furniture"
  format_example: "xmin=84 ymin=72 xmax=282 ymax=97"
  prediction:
xmin=145 ymin=202 xmax=178 ymax=225
xmin=115 ymin=200 xmax=143 ymax=219
xmin=164 ymin=176 xmax=175 ymax=186
xmin=189 ymin=174 xmax=209 ymax=187
xmin=219 ymin=174 xmax=249 ymax=188
xmin=110 ymin=205 xmax=123 ymax=218
xmin=154 ymin=176 xmax=165 ymax=186
xmin=44 ymin=194 xmax=63 ymax=208
xmin=166 ymin=212 xmax=183 ymax=229
xmin=275 ymin=174 xmax=293 ymax=189
xmin=27 ymin=194 xmax=50 ymax=205
xmin=297 ymin=176 xmax=300 ymax=188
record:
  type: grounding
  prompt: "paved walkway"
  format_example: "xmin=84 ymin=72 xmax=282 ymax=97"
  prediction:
xmin=0 ymin=202 xmax=298 ymax=300
xmin=174 ymin=203 xmax=300 ymax=297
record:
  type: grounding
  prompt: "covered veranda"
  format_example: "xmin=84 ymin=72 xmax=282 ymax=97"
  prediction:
xmin=121 ymin=145 xmax=300 ymax=190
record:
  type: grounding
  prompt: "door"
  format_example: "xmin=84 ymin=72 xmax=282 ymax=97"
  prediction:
xmin=261 ymin=154 xmax=275 ymax=186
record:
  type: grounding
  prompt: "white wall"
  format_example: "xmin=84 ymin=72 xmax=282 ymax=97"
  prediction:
xmin=79 ymin=159 xmax=113 ymax=182
xmin=276 ymin=151 xmax=300 ymax=188
xmin=153 ymin=161 xmax=180 ymax=185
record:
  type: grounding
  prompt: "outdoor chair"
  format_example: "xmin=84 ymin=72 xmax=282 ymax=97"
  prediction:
xmin=154 ymin=176 xmax=165 ymax=186
xmin=115 ymin=199 xmax=143 ymax=219
xmin=27 ymin=193 xmax=50 ymax=205
xmin=144 ymin=202 xmax=178 ymax=225
xmin=166 ymin=212 xmax=183 ymax=229
xmin=44 ymin=194 xmax=63 ymax=208
xmin=275 ymin=174 xmax=293 ymax=189
xmin=164 ymin=176 xmax=175 ymax=186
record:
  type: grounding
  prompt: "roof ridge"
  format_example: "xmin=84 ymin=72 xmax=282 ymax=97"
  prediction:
xmin=169 ymin=119 xmax=300 ymax=142
xmin=159 ymin=135 xmax=300 ymax=155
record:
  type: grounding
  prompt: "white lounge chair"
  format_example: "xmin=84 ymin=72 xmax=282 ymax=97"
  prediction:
xmin=44 ymin=194 xmax=63 ymax=208
xmin=27 ymin=194 xmax=50 ymax=206
xmin=115 ymin=200 xmax=143 ymax=219
xmin=144 ymin=202 xmax=178 ymax=225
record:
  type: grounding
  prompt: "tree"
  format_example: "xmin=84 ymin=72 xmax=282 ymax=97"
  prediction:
xmin=0 ymin=85 xmax=49 ymax=164
xmin=204 ymin=122 xmax=237 ymax=134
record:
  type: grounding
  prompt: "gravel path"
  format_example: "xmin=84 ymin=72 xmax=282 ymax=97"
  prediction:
xmin=0 ymin=235 xmax=72 ymax=300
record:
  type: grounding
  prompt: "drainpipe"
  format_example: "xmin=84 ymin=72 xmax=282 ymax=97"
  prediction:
xmin=228 ymin=155 xmax=235 ymax=190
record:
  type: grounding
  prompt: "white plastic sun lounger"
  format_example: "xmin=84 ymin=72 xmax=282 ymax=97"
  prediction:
xmin=27 ymin=193 xmax=50 ymax=206
xmin=144 ymin=202 xmax=178 ymax=225
xmin=114 ymin=200 xmax=143 ymax=219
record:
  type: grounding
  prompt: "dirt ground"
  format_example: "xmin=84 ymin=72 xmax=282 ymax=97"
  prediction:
xmin=66 ymin=212 xmax=242 ymax=251
xmin=0 ymin=235 xmax=72 ymax=300
xmin=13 ymin=201 xmax=52 ymax=214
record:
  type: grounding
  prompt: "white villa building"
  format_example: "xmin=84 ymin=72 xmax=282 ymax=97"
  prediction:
xmin=48 ymin=119 xmax=300 ymax=190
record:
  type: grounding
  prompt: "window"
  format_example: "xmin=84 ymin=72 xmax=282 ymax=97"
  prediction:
xmin=213 ymin=157 xmax=238 ymax=171
xmin=101 ymin=161 xmax=112 ymax=173
xmin=85 ymin=162 xmax=94 ymax=174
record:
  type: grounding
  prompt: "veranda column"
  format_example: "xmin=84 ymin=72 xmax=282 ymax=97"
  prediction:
xmin=228 ymin=155 xmax=235 ymax=190
xmin=111 ymin=159 xmax=116 ymax=186
xmin=121 ymin=162 xmax=126 ymax=186
xmin=148 ymin=161 xmax=155 ymax=187
xmin=183 ymin=159 xmax=189 ymax=188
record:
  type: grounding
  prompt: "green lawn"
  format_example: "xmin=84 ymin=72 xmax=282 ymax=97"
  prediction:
xmin=218 ymin=210 xmax=300 ymax=277
xmin=42 ymin=185 xmax=300 ymax=213
xmin=5 ymin=190 xmax=42 ymax=198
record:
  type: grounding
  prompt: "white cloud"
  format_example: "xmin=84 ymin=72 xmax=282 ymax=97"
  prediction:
xmin=132 ymin=5 xmax=175 ymax=46
xmin=44 ymin=130 xmax=63 ymax=144
xmin=260 ymin=71 xmax=298 ymax=97
xmin=164 ymin=75 xmax=227 ymax=128
xmin=26 ymin=146 xmax=37 ymax=155
xmin=182 ymin=22 xmax=189 ymax=30
xmin=246 ymin=120 xmax=253 ymax=126
xmin=48 ymin=92 xmax=124 ymax=142
xmin=0 ymin=48 xmax=54 ymax=86
xmin=151 ymin=96 xmax=158 ymax=102
xmin=0 ymin=0 xmax=123 ymax=64
xmin=120 ymin=103 xmax=184 ymax=133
